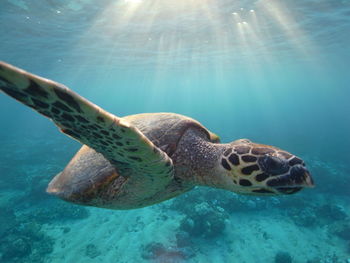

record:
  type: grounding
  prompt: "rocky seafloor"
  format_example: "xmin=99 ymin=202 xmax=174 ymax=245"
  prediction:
xmin=0 ymin=137 xmax=349 ymax=263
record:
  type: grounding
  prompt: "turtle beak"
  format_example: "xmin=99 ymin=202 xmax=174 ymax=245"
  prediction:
xmin=289 ymin=165 xmax=314 ymax=188
xmin=266 ymin=164 xmax=314 ymax=194
xmin=302 ymin=169 xmax=314 ymax=188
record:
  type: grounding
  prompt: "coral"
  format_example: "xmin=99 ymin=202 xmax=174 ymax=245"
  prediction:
xmin=26 ymin=201 xmax=90 ymax=223
xmin=0 ymin=198 xmax=55 ymax=262
xmin=213 ymin=192 xmax=278 ymax=213
xmin=328 ymin=220 xmax=350 ymax=240
xmin=179 ymin=201 xmax=228 ymax=238
xmin=168 ymin=192 xmax=200 ymax=215
xmin=319 ymin=253 xmax=342 ymax=263
xmin=0 ymin=236 xmax=32 ymax=261
xmin=141 ymin=242 xmax=195 ymax=262
xmin=286 ymin=207 xmax=317 ymax=228
xmin=0 ymin=206 xmax=17 ymax=236
xmin=285 ymin=198 xmax=348 ymax=229
xmin=274 ymin=251 xmax=292 ymax=263
xmin=141 ymin=242 xmax=164 ymax=259
xmin=175 ymin=231 xmax=192 ymax=248
xmin=316 ymin=204 xmax=348 ymax=222
xmin=0 ymin=220 xmax=54 ymax=263
xmin=220 ymin=196 xmax=255 ymax=212
xmin=85 ymin=244 xmax=101 ymax=259
xmin=277 ymin=195 xmax=310 ymax=209
xmin=168 ymin=186 xmax=286 ymax=216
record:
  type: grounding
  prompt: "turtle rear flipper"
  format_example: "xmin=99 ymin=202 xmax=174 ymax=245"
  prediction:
xmin=0 ymin=62 xmax=174 ymax=196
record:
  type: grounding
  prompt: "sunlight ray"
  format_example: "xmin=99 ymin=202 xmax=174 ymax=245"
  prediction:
xmin=63 ymin=0 xmax=321 ymax=94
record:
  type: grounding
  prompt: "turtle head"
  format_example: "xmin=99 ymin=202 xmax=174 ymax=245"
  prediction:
xmin=219 ymin=139 xmax=314 ymax=195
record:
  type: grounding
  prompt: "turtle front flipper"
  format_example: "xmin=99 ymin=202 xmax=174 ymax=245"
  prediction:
xmin=0 ymin=62 xmax=174 ymax=196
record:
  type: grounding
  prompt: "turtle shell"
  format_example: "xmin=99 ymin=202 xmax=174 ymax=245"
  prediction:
xmin=124 ymin=113 xmax=220 ymax=156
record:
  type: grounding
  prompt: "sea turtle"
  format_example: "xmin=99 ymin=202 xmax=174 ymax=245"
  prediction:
xmin=0 ymin=62 xmax=314 ymax=210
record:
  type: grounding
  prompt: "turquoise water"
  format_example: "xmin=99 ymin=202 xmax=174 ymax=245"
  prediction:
xmin=0 ymin=0 xmax=349 ymax=262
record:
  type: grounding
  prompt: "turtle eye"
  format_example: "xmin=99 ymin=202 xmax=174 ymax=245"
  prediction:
xmin=258 ymin=155 xmax=289 ymax=175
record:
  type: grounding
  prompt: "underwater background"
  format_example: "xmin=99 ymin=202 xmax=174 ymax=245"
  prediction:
xmin=0 ymin=0 xmax=349 ymax=262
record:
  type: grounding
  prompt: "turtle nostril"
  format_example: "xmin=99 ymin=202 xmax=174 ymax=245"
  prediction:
xmin=259 ymin=155 xmax=289 ymax=175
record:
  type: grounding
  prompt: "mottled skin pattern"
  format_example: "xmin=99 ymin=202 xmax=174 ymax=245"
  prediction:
xmin=172 ymin=132 xmax=313 ymax=195
xmin=0 ymin=62 xmax=314 ymax=210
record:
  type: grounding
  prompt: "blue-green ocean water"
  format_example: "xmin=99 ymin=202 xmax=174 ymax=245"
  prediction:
xmin=0 ymin=0 xmax=349 ymax=262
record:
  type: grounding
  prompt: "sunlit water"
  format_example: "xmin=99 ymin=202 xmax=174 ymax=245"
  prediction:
xmin=0 ymin=0 xmax=349 ymax=262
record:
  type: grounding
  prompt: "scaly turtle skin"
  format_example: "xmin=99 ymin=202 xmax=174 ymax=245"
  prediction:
xmin=0 ymin=62 xmax=314 ymax=210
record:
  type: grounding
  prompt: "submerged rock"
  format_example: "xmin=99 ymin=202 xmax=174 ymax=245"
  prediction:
xmin=274 ymin=251 xmax=292 ymax=263
xmin=141 ymin=242 xmax=195 ymax=262
xmin=85 ymin=243 xmax=101 ymax=259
